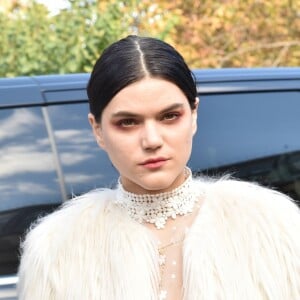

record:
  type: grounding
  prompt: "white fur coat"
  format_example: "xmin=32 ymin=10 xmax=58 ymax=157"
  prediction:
xmin=18 ymin=178 xmax=300 ymax=299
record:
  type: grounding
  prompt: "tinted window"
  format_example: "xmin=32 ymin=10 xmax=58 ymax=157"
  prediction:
xmin=0 ymin=107 xmax=61 ymax=210
xmin=47 ymin=103 xmax=118 ymax=198
xmin=0 ymin=107 xmax=61 ymax=275
xmin=190 ymin=91 xmax=300 ymax=203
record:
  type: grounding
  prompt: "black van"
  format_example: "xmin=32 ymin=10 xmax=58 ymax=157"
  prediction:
xmin=0 ymin=68 xmax=299 ymax=298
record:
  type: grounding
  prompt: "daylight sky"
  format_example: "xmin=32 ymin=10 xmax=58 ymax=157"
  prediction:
xmin=36 ymin=0 xmax=69 ymax=14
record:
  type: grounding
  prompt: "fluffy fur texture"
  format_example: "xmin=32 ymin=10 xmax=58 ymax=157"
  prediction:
xmin=18 ymin=177 xmax=300 ymax=299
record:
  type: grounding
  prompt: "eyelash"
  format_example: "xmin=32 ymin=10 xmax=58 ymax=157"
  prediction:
xmin=162 ymin=112 xmax=181 ymax=121
xmin=116 ymin=119 xmax=137 ymax=127
xmin=116 ymin=112 xmax=182 ymax=128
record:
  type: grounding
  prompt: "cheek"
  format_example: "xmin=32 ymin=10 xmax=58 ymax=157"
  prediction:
xmin=102 ymin=133 xmax=135 ymax=166
xmin=171 ymin=119 xmax=194 ymax=143
xmin=178 ymin=121 xmax=194 ymax=155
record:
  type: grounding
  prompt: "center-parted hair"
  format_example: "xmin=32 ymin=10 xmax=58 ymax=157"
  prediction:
xmin=87 ymin=35 xmax=197 ymax=122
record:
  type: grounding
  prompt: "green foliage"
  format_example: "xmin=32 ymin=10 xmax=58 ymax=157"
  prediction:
xmin=0 ymin=0 xmax=132 ymax=76
xmin=0 ymin=0 xmax=299 ymax=77
xmin=0 ymin=0 xmax=177 ymax=77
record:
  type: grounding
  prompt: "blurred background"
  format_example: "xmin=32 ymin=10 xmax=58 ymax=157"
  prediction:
xmin=0 ymin=0 xmax=299 ymax=77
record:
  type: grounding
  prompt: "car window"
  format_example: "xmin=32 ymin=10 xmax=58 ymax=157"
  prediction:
xmin=190 ymin=91 xmax=300 ymax=203
xmin=47 ymin=103 xmax=118 ymax=198
xmin=0 ymin=107 xmax=62 ymax=275
xmin=0 ymin=107 xmax=62 ymax=210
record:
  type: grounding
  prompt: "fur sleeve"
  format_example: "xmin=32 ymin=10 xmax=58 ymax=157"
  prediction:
xmin=17 ymin=189 xmax=112 ymax=300
xmin=184 ymin=178 xmax=300 ymax=299
xmin=211 ymin=178 xmax=300 ymax=298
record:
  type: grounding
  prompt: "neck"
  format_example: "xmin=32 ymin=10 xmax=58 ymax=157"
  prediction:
xmin=120 ymin=169 xmax=187 ymax=195
xmin=115 ymin=168 xmax=200 ymax=229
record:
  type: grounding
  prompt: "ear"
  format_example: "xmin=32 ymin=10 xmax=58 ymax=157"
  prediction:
xmin=88 ymin=113 xmax=106 ymax=150
xmin=192 ymin=97 xmax=199 ymax=135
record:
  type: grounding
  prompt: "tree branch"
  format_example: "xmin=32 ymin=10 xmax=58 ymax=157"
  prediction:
xmin=272 ymin=45 xmax=290 ymax=66
xmin=218 ymin=40 xmax=300 ymax=67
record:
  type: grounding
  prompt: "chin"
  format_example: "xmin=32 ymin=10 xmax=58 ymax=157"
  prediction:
xmin=136 ymin=174 xmax=182 ymax=194
xmin=120 ymin=167 xmax=186 ymax=194
xmin=141 ymin=183 xmax=171 ymax=193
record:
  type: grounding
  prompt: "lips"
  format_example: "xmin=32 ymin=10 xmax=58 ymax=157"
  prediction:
xmin=139 ymin=157 xmax=169 ymax=169
xmin=140 ymin=157 xmax=168 ymax=165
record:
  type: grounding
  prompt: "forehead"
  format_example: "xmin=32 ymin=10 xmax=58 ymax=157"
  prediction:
xmin=103 ymin=77 xmax=189 ymax=115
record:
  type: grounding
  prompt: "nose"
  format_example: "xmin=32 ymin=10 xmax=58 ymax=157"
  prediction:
xmin=140 ymin=121 xmax=163 ymax=151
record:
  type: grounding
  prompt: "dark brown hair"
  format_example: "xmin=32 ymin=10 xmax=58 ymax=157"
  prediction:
xmin=87 ymin=35 xmax=197 ymax=122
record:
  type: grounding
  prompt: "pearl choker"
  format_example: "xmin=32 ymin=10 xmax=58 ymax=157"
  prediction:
xmin=115 ymin=168 xmax=199 ymax=229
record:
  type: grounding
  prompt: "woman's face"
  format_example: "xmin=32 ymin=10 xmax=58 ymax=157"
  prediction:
xmin=89 ymin=77 xmax=198 ymax=194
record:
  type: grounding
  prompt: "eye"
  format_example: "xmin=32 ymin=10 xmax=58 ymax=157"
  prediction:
xmin=117 ymin=119 xmax=138 ymax=127
xmin=162 ymin=112 xmax=181 ymax=121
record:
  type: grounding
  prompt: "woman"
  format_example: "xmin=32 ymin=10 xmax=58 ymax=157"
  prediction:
xmin=18 ymin=36 xmax=300 ymax=299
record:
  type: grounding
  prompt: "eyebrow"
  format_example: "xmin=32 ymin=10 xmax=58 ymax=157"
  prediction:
xmin=111 ymin=103 xmax=184 ymax=118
